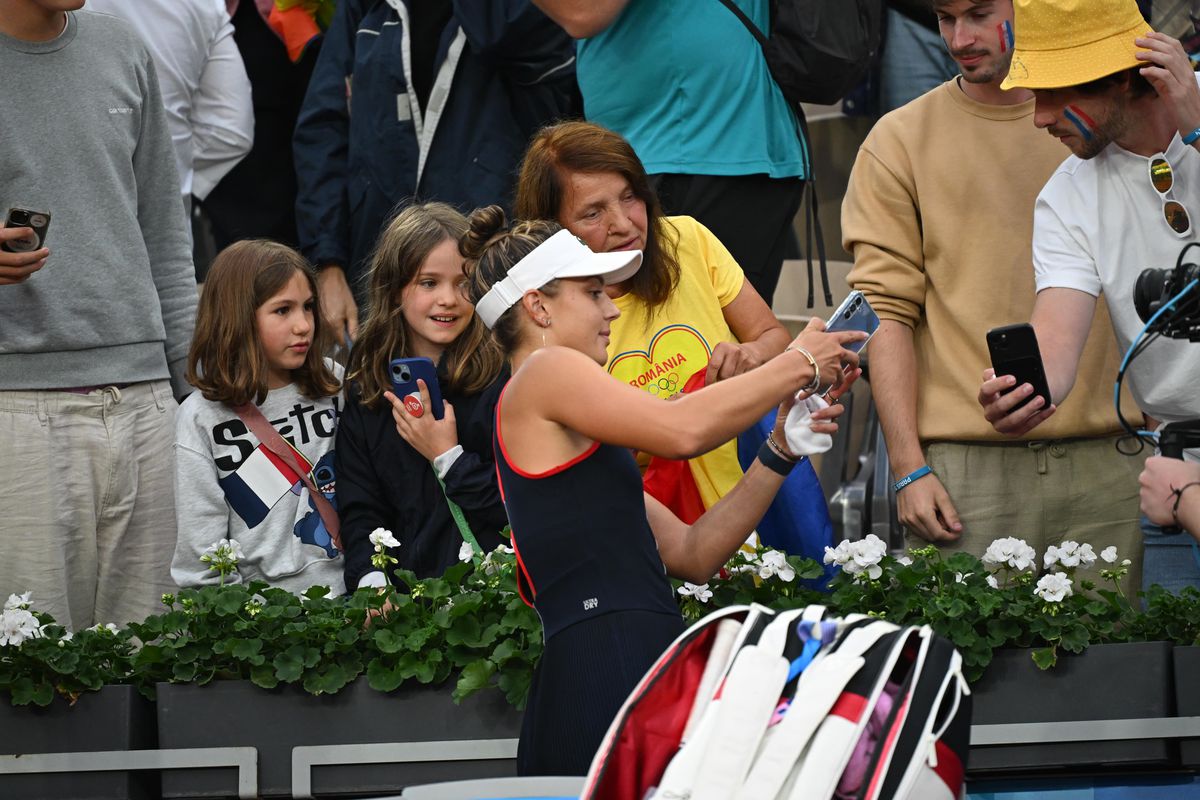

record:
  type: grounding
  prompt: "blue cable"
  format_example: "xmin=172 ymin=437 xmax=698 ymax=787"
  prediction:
xmin=1114 ymin=278 xmax=1198 ymax=443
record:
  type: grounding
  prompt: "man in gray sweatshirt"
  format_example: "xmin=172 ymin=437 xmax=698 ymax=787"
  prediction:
xmin=0 ymin=0 xmax=198 ymax=630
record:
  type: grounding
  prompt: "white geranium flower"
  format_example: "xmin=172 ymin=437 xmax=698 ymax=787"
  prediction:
xmin=1034 ymin=573 xmax=1074 ymax=603
xmin=758 ymin=550 xmax=796 ymax=582
xmin=954 ymin=572 xmax=972 ymax=584
xmin=677 ymin=583 xmax=713 ymax=603
xmin=4 ymin=591 xmax=31 ymax=611
xmin=895 ymin=555 xmax=913 ymax=566
xmin=823 ymin=540 xmax=852 ymax=567
xmin=982 ymin=537 xmax=1037 ymax=571
xmin=0 ymin=608 xmax=42 ymax=646
xmin=986 ymin=574 xmax=999 ymax=589
xmin=87 ymin=622 xmax=119 ymax=634
xmin=847 ymin=534 xmax=887 ymax=580
xmin=1100 ymin=546 xmax=1119 ymax=564
xmin=1045 ymin=541 xmax=1095 ymax=571
xmin=458 ymin=541 xmax=474 ymax=562
xmin=368 ymin=528 xmax=401 ymax=549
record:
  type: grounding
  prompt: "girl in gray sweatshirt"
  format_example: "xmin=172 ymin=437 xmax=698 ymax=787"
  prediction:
xmin=172 ymin=240 xmax=345 ymax=594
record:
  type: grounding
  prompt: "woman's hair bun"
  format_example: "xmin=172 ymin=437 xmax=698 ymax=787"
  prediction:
xmin=461 ymin=205 xmax=509 ymax=260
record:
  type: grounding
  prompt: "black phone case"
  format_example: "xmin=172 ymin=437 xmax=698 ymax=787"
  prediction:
xmin=986 ymin=323 xmax=1052 ymax=410
xmin=1 ymin=208 xmax=51 ymax=253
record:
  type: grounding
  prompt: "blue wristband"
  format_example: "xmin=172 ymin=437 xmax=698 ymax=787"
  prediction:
xmin=893 ymin=465 xmax=932 ymax=493
xmin=1184 ymin=126 xmax=1200 ymax=146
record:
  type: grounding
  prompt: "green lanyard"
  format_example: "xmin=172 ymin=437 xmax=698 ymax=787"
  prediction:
xmin=436 ymin=472 xmax=482 ymax=556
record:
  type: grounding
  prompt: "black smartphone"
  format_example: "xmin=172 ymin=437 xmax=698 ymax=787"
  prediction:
xmin=1 ymin=207 xmax=51 ymax=253
xmin=388 ymin=357 xmax=445 ymax=420
xmin=986 ymin=323 xmax=1052 ymax=410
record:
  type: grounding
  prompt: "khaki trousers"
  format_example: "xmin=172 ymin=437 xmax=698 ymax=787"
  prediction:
xmin=905 ymin=436 xmax=1146 ymax=594
xmin=0 ymin=381 xmax=179 ymax=630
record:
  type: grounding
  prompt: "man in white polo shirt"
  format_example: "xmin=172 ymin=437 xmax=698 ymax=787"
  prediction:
xmin=979 ymin=0 xmax=1200 ymax=590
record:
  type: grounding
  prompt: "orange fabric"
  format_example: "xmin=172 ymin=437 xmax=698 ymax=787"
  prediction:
xmin=268 ymin=5 xmax=321 ymax=62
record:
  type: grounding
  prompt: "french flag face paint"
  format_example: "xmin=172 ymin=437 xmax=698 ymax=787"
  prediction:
xmin=1064 ymin=105 xmax=1097 ymax=141
xmin=997 ymin=20 xmax=1014 ymax=53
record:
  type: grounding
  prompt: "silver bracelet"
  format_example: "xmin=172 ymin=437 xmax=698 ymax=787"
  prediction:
xmin=787 ymin=346 xmax=821 ymax=393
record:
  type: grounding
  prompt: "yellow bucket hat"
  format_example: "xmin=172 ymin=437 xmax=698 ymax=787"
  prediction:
xmin=1001 ymin=0 xmax=1152 ymax=90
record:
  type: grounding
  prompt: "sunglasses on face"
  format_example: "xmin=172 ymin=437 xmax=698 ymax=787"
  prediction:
xmin=1149 ymin=156 xmax=1192 ymax=237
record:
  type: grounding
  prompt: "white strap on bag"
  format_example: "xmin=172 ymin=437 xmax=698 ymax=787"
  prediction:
xmin=786 ymin=626 xmax=912 ymax=800
xmin=680 ymin=618 xmax=743 ymax=741
xmin=738 ymin=652 xmax=865 ymax=800
xmin=690 ymin=645 xmax=791 ymax=800
xmin=801 ymin=604 xmax=827 ymax=623
xmin=739 ymin=621 xmax=898 ymax=800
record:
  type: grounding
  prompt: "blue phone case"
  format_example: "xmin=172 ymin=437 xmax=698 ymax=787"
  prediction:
xmin=825 ymin=290 xmax=880 ymax=354
xmin=388 ymin=357 xmax=445 ymax=420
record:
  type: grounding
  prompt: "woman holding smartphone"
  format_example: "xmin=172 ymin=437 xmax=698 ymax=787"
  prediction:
xmin=462 ymin=206 xmax=865 ymax=775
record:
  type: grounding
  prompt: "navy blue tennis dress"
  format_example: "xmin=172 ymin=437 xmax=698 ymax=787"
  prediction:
xmin=493 ymin=389 xmax=684 ymax=776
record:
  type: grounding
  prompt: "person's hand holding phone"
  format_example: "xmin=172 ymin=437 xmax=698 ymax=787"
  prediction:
xmin=978 ymin=367 xmax=1057 ymax=437
xmin=788 ymin=317 xmax=868 ymax=394
xmin=384 ymin=379 xmax=459 ymax=461
xmin=0 ymin=227 xmax=48 ymax=285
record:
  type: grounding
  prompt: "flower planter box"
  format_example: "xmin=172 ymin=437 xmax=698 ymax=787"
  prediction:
xmin=156 ymin=677 xmax=523 ymax=798
xmin=1175 ymin=645 xmax=1200 ymax=767
xmin=969 ymin=641 xmax=1177 ymax=774
xmin=0 ymin=684 xmax=157 ymax=800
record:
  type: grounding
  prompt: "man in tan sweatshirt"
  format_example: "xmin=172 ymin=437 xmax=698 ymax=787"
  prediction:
xmin=843 ymin=0 xmax=1144 ymax=584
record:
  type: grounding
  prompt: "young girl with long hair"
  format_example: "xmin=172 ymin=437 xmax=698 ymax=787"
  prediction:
xmin=463 ymin=206 xmax=865 ymax=775
xmin=337 ymin=202 xmax=509 ymax=591
xmin=174 ymin=240 xmax=345 ymax=593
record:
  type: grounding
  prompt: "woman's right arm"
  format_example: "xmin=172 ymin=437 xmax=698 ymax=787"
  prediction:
xmin=519 ymin=319 xmax=864 ymax=460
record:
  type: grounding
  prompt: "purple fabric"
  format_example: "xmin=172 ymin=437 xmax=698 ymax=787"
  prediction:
xmin=836 ymin=679 xmax=902 ymax=798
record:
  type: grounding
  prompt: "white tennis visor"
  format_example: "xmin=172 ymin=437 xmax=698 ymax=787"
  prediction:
xmin=474 ymin=229 xmax=643 ymax=329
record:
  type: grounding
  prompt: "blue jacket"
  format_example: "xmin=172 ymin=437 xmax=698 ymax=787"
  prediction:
xmin=294 ymin=0 xmax=575 ymax=287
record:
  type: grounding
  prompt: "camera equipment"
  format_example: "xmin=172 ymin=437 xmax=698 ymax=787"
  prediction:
xmin=1124 ymin=243 xmax=1200 ymax=534
xmin=1134 ymin=252 xmax=1200 ymax=341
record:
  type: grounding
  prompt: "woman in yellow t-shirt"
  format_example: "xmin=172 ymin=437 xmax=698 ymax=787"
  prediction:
xmin=514 ymin=121 xmax=791 ymax=509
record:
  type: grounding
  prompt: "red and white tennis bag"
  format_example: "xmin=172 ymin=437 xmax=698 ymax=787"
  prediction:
xmin=582 ymin=603 xmax=971 ymax=800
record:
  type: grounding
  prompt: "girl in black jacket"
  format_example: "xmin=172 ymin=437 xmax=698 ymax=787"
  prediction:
xmin=336 ymin=202 xmax=508 ymax=592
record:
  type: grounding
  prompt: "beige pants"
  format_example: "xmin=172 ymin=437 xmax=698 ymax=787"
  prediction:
xmin=906 ymin=437 xmax=1146 ymax=594
xmin=0 ymin=381 xmax=179 ymax=630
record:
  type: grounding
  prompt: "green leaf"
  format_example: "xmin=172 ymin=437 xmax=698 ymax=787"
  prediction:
xmin=366 ymin=658 xmax=405 ymax=692
xmin=231 ymin=638 xmax=263 ymax=660
xmin=1031 ymin=646 xmax=1057 ymax=670
xmin=446 ymin=615 xmax=482 ymax=647
xmin=373 ymin=629 xmax=404 ymax=654
xmin=454 ymin=659 xmax=496 ymax=699
xmin=273 ymin=647 xmax=305 ymax=682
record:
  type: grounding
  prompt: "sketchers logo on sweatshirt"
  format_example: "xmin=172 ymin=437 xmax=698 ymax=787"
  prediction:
xmin=108 ymin=107 xmax=133 ymax=114
xmin=212 ymin=400 xmax=340 ymax=474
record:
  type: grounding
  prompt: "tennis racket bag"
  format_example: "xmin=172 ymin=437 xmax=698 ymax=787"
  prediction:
xmin=582 ymin=604 xmax=970 ymax=800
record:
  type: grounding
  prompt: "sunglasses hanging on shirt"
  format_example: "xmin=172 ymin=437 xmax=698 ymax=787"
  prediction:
xmin=1149 ymin=155 xmax=1192 ymax=237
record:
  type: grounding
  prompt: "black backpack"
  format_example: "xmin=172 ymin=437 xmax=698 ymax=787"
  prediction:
xmin=718 ymin=0 xmax=885 ymax=107
xmin=718 ymin=0 xmax=885 ymax=307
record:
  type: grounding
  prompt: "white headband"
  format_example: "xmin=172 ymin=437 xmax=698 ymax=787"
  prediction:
xmin=475 ymin=229 xmax=643 ymax=329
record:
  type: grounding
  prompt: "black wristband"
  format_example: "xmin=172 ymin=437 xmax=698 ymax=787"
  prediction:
xmin=757 ymin=440 xmax=796 ymax=477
